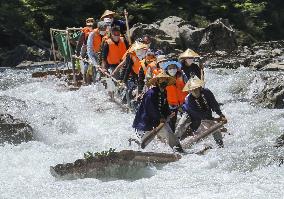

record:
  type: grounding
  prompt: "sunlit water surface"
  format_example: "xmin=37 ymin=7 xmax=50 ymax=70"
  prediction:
xmin=0 ymin=67 xmax=283 ymax=199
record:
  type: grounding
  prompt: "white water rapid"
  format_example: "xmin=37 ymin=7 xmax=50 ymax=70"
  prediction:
xmin=0 ymin=67 xmax=283 ymax=199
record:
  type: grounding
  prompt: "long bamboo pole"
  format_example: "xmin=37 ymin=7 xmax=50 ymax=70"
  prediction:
xmin=50 ymin=29 xmax=58 ymax=73
xmin=124 ymin=9 xmax=131 ymax=45
xmin=66 ymin=28 xmax=76 ymax=84
xmin=72 ymin=55 xmax=119 ymax=83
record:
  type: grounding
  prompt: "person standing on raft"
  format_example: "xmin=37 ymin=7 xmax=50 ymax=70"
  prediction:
xmin=132 ymin=72 xmax=184 ymax=152
xmin=175 ymin=77 xmax=227 ymax=148
xmin=179 ymin=49 xmax=204 ymax=80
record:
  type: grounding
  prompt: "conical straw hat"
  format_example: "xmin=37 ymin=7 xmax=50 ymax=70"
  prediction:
xmin=131 ymin=41 xmax=148 ymax=51
xmin=156 ymin=55 xmax=167 ymax=64
xmin=183 ymin=77 xmax=204 ymax=92
xmin=179 ymin=49 xmax=200 ymax=60
xmin=147 ymin=72 xmax=176 ymax=87
xmin=100 ymin=10 xmax=116 ymax=19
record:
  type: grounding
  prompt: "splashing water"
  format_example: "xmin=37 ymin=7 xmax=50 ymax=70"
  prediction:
xmin=0 ymin=67 xmax=283 ymax=199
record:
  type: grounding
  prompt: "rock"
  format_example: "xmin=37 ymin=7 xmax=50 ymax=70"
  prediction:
xmin=272 ymin=49 xmax=282 ymax=56
xmin=274 ymin=133 xmax=284 ymax=148
xmin=205 ymin=40 xmax=284 ymax=70
xmin=15 ymin=60 xmax=59 ymax=69
xmin=250 ymin=73 xmax=284 ymax=108
xmin=159 ymin=16 xmax=195 ymax=40
xmin=260 ymin=63 xmax=284 ymax=71
xmin=250 ymin=58 xmax=273 ymax=69
xmin=0 ymin=114 xmax=33 ymax=144
xmin=1 ymin=44 xmax=49 ymax=67
xmin=179 ymin=28 xmax=204 ymax=50
xmin=130 ymin=23 xmax=179 ymax=54
xmin=180 ymin=18 xmax=237 ymax=52
xmin=130 ymin=16 xmax=237 ymax=54
xmin=215 ymin=51 xmax=228 ymax=56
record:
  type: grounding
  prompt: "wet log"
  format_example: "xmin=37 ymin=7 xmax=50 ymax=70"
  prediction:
xmin=50 ymin=150 xmax=181 ymax=179
xmin=32 ymin=68 xmax=77 ymax=78
xmin=181 ymin=121 xmax=224 ymax=149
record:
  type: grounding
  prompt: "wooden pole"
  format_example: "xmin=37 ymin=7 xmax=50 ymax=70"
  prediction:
xmin=66 ymin=28 xmax=76 ymax=84
xmin=49 ymin=28 xmax=58 ymax=73
xmin=72 ymin=55 xmax=119 ymax=83
xmin=199 ymin=59 xmax=205 ymax=82
xmin=181 ymin=121 xmax=224 ymax=149
xmin=124 ymin=9 xmax=131 ymax=45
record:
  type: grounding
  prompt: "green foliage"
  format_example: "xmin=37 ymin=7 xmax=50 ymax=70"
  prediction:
xmin=84 ymin=148 xmax=116 ymax=160
xmin=191 ymin=15 xmax=211 ymax=28
xmin=0 ymin=0 xmax=283 ymax=50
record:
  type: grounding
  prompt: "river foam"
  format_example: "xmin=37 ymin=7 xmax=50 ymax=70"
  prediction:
xmin=0 ymin=67 xmax=283 ymax=199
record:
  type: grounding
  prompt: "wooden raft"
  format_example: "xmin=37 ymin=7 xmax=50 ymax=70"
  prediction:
xmin=32 ymin=68 xmax=76 ymax=78
xmin=50 ymin=150 xmax=181 ymax=179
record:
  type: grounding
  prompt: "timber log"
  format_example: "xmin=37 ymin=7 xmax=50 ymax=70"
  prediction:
xmin=50 ymin=150 xmax=181 ymax=179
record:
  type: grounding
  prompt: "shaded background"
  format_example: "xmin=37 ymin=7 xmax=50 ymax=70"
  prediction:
xmin=0 ymin=0 xmax=283 ymax=51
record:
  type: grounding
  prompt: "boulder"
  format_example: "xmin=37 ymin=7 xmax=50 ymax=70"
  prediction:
xmin=159 ymin=16 xmax=196 ymax=40
xmin=250 ymin=73 xmax=284 ymax=108
xmin=0 ymin=44 xmax=49 ymax=67
xmin=274 ymin=133 xmax=284 ymax=148
xmin=130 ymin=23 xmax=179 ymax=54
xmin=259 ymin=63 xmax=284 ymax=71
xmin=205 ymin=40 xmax=284 ymax=70
xmin=179 ymin=18 xmax=237 ymax=52
xmin=130 ymin=16 xmax=237 ymax=54
xmin=0 ymin=114 xmax=33 ymax=144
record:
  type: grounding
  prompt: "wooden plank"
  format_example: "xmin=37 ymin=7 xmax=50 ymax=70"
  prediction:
xmin=32 ymin=68 xmax=76 ymax=78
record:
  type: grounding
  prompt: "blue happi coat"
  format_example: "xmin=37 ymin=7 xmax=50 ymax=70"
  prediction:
xmin=133 ymin=87 xmax=170 ymax=131
xmin=182 ymin=88 xmax=223 ymax=131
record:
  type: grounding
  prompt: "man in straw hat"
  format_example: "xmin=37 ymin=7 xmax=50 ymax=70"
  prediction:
xmin=175 ymin=77 xmax=227 ymax=147
xmin=179 ymin=48 xmax=204 ymax=81
xmin=132 ymin=72 xmax=184 ymax=152
xmin=119 ymin=41 xmax=148 ymax=107
xmin=100 ymin=10 xmax=126 ymax=34
xmin=121 ymin=41 xmax=148 ymax=83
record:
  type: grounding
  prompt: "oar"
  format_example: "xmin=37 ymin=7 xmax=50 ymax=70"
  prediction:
xmin=124 ymin=9 xmax=132 ymax=45
xmin=140 ymin=113 xmax=176 ymax=149
xmin=140 ymin=122 xmax=165 ymax=149
xmin=72 ymin=55 xmax=119 ymax=83
xmin=181 ymin=121 xmax=225 ymax=149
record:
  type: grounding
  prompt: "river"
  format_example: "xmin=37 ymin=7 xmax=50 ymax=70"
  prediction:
xmin=0 ymin=67 xmax=283 ymax=199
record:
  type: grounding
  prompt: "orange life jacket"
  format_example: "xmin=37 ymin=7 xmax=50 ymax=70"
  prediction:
xmin=82 ymin=27 xmax=92 ymax=41
xmin=129 ymin=52 xmax=141 ymax=75
xmin=106 ymin=37 xmax=127 ymax=65
xmin=166 ymin=74 xmax=188 ymax=106
xmin=141 ymin=60 xmax=161 ymax=78
xmin=91 ymin=29 xmax=103 ymax=53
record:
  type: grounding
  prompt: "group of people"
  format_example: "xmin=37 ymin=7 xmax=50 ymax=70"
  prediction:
xmin=74 ymin=10 xmax=228 ymax=153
